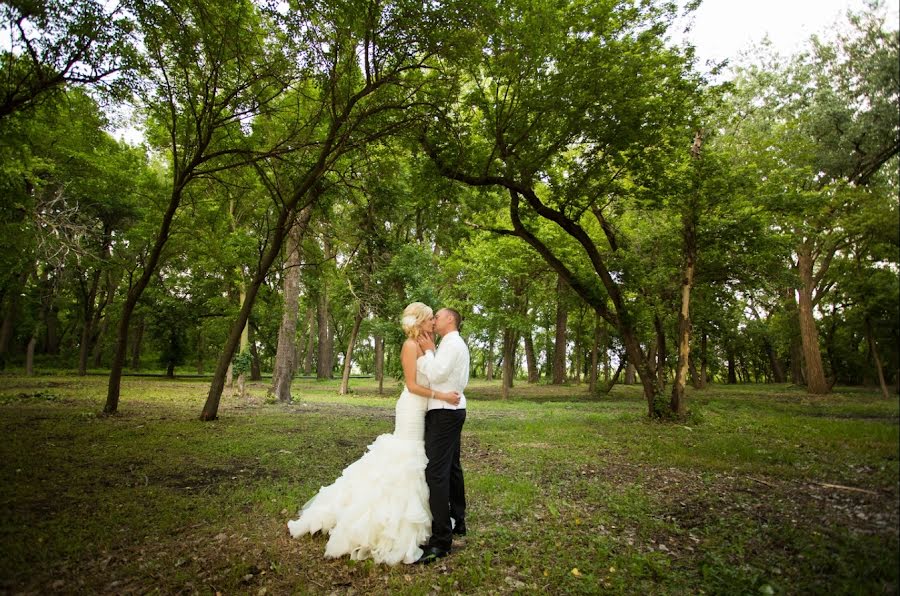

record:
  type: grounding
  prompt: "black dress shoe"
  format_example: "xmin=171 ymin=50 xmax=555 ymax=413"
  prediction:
xmin=415 ymin=546 xmax=450 ymax=564
xmin=452 ymin=524 xmax=467 ymax=536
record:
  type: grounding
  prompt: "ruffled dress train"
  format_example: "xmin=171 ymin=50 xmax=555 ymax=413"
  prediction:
xmin=287 ymin=365 xmax=431 ymax=565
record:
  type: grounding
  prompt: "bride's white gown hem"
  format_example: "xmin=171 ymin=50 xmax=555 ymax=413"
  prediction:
xmin=287 ymin=356 xmax=431 ymax=565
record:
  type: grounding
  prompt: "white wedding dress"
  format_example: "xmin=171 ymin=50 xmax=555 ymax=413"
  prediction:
xmin=287 ymin=356 xmax=431 ymax=565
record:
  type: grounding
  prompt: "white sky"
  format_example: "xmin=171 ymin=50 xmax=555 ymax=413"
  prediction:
xmin=682 ymin=0 xmax=900 ymax=68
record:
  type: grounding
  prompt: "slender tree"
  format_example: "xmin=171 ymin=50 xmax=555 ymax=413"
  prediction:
xmin=103 ymin=0 xmax=294 ymax=413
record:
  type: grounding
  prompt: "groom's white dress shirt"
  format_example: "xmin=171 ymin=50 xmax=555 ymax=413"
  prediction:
xmin=421 ymin=330 xmax=469 ymax=411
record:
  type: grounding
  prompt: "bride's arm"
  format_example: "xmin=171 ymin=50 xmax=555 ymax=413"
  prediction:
xmin=417 ymin=334 xmax=458 ymax=385
xmin=401 ymin=340 xmax=460 ymax=405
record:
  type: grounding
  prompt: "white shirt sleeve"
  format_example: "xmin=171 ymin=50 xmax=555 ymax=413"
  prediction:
xmin=421 ymin=338 xmax=459 ymax=385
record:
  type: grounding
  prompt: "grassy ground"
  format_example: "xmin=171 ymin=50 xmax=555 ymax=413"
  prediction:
xmin=0 ymin=374 xmax=897 ymax=595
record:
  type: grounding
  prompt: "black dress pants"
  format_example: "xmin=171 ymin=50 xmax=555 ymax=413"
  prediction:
xmin=424 ymin=408 xmax=466 ymax=551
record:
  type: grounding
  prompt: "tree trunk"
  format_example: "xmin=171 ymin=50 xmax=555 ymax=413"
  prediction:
xmin=620 ymin=330 xmax=664 ymax=415
xmin=796 ymin=243 xmax=829 ymax=394
xmin=249 ymin=333 xmax=262 ymax=381
xmin=25 ymin=333 xmax=36 ymax=376
xmin=78 ymin=268 xmax=102 ymax=376
xmin=501 ymin=327 xmax=517 ymax=399
xmin=764 ymin=339 xmax=786 ymax=383
xmin=339 ymin=309 xmax=364 ymax=395
xmin=316 ymin=287 xmax=333 ymax=379
xmin=654 ymin=313 xmax=667 ymax=388
xmin=671 ymin=248 xmax=694 ymax=417
xmin=596 ymin=358 xmax=626 ymax=395
xmin=130 ymin=314 xmax=144 ymax=370
xmin=698 ymin=331 xmax=708 ymax=389
xmin=105 ymin=183 xmax=185 ymax=414
xmin=727 ymin=348 xmax=737 ymax=384
xmin=790 ymin=334 xmax=804 ymax=385
xmin=671 ymin=131 xmax=701 ymax=414
xmin=589 ymin=320 xmax=601 ymax=393
xmin=864 ymin=317 xmax=890 ymax=399
xmin=625 ymin=362 xmax=636 ymax=385
xmin=552 ymin=275 xmax=567 ymax=384
xmin=485 ymin=333 xmax=495 ymax=381
xmin=523 ymin=331 xmax=539 ymax=383
xmin=234 ymin=282 xmax=251 ymax=392
xmin=374 ymin=334 xmax=384 ymax=394
xmin=603 ymin=327 xmax=610 ymax=383
xmin=501 ymin=188 xmax=665 ymax=415
xmin=572 ymin=332 xmax=582 ymax=384
xmin=0 ymin=267 xmax=29 ymax=369
xmin=91 ymin=317 xmax=107 ymax=368
xmin=201 ymin=171 xmax=333 ymax=418
xmin=543 ymin=310 xmax=553 ymax=380
xmin=45 ymin=302 xmax=59 ymax=355
xmin=303 ymin=306 xmax=315 ymax=375
xmin=272 ymin=206 xmax=313 ymax=402
xmin=688 ymin=354 xmax=700 ymax=388
xmin=196 ymin=328 xmax=204 ymax=375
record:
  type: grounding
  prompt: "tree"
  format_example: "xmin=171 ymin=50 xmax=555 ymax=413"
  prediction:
xmin=199 ymin=0 xmax=484 ymax=419
xmin=103 ymin=0 xmax=294 ymax=413
xmin=721 ymin=8 xmax=898 ymax=394
xmin=0 ymin=89 xmax=144 ymax=370
xmin=271 ymin=205 xmax=314 ymax=402
xmin=0 ymin=0 xmax=137 ymax=119
xmin=422 ymin=0 xmax=702 ymax=417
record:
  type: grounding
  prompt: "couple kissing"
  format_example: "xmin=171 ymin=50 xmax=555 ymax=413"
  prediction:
xmin=287 ymin=302 xmax=470 ymax=565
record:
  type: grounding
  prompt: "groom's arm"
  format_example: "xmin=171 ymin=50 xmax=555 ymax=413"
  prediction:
xmin=421 ymin=339 xmax=460 ymax=385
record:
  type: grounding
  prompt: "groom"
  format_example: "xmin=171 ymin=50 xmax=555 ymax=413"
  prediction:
xmin=416 ymin=307 xmax=469 ymax=563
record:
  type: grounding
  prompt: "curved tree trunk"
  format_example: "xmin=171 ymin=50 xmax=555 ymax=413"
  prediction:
xmin=105 ymin=185 xmax=184 ymax=414
xmin=865 ymin=317 xmax=890 ymax=399
xmin=339 ymin=308 xmax=364 ymax=395
xmin=201 ymin=180 xmax=327 ymax=420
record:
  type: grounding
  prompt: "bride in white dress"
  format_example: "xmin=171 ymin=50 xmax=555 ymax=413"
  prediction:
xmin=287 ymin=302 xmax=461 ymax=565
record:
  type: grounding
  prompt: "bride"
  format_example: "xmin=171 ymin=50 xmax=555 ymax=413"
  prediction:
xmin=287 ymin=302 xmax=460 ymax=565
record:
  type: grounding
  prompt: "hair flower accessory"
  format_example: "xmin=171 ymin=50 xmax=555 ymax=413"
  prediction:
xmin=402 ymin=315 xmax=417 ymax=328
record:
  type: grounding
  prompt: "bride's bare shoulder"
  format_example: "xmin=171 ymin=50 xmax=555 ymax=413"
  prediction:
xmin=401 ymin=338 xmax=418 ymax=353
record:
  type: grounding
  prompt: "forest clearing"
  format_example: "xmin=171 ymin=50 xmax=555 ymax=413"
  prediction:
xmin=1 ymin=375 xmax=897 ymax=594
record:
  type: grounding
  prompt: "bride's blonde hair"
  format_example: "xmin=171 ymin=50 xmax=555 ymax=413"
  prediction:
xmin=401 ymin=302 xmax=433 ymax=339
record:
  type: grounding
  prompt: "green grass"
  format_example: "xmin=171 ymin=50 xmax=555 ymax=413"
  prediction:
xmin=0 ymin=374 xmax=897 ymax=594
